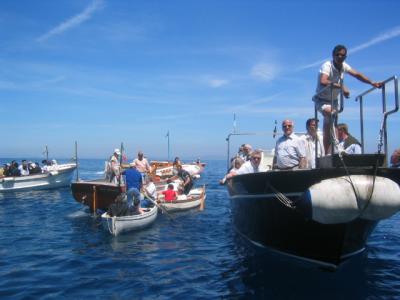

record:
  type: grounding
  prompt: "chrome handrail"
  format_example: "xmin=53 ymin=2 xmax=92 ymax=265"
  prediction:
xmin=355 ymin=76 xmax=398 ymax=166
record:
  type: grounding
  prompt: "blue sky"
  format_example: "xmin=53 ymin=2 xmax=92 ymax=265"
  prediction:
xmin=1 ymin=0 xmax=400 ymax=160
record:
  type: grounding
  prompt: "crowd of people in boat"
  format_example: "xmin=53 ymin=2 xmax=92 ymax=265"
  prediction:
xmin=0 ymin=159 xmax=59 ymax=178
xmin=221 ymin=44 xmax=400 ymax=182
xmin=105 ymin=148 xmax=199 ymax=215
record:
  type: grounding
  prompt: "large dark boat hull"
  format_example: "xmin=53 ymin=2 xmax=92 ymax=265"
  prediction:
xmin=227 ymin=165 xmax=400 ymax=266
xmin=71 ymin=180 xmax=125 ymax=213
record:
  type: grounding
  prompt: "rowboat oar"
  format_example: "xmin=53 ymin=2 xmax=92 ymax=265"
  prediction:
xmin=143 ymin=190 xmax=174 ymax=220
xmin=199 ymin=185 xmax=206 ymax=211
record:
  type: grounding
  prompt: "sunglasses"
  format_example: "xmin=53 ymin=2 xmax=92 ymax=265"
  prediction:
xmin=282 ymin=124 xmax=293 ymax=128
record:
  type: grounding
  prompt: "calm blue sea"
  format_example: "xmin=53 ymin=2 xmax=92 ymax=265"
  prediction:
xmin=0 ymin=158 xmax=400 ymax=299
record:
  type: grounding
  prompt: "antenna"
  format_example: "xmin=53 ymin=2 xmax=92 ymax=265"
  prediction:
xmin=273 ymin=120 xmax=277 ymax=138
xmin=233 ymin=113 xmax=237 ymax=133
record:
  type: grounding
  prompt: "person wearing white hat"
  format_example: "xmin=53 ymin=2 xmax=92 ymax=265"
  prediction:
xmin=106 ymin=148 xmax=121 ymax=183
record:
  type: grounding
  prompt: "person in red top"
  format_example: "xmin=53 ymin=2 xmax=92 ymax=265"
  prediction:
xmin=160 ymin=184 xmax=177 ymax=202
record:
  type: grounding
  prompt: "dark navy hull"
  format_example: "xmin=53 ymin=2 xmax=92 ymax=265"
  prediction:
xmin=227 ymin=164 xmax=400 ymax=266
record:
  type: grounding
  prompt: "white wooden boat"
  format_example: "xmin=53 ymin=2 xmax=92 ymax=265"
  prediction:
xmin=0 ymin=163 xmax=77 ymax=192
xmin=155 ymin=163 xmax=203 ymax=178
xmin=101 ymin=205 xmax=158 ymax=236
xmin=159 ymin=186 xmax=206 ymax=212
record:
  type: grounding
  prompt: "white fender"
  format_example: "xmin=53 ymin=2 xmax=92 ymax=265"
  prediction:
xmin=305 ymin=175 xmax=400 ymax=224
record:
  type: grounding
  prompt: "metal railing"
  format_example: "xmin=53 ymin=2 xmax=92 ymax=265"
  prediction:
xmin=355 ymin=75 xmax=399 ymax=166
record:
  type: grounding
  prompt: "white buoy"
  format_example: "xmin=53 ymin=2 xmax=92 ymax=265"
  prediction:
xmin=304 ymin=175 xmax=400 ymax=224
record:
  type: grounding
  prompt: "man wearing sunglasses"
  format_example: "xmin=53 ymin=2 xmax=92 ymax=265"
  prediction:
xmin=313 ymin=44 xmax=382 ymax=154
xmin=273 ymin=120 xmax=306 ymax=170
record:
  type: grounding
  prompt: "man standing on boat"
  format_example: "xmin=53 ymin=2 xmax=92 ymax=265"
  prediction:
xmin=313 ymin=44 xmax=382 ymax=154
xmin=300 ymin=118 xmax=324 ymax=168
xmin=122 ymin=164 xmax=144 ymax=214
xmin=175 ymin=163 xmax=193 ymax=195
xmin=273 ymin=120 xmax=307 ymax=170
xmin=132 ymin=151 xmax=151 ymax=177
xmin=336 ymin=123 xmax=362 ymax=154
xmin=107 ymin=148 xmax=121 ymax=183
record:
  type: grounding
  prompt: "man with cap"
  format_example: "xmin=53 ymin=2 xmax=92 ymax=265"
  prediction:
xmin=107 ymin=148 xmax=121 ymax=183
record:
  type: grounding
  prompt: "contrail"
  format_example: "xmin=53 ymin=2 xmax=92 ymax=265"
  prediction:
xmin=298 ymin=25 xmax=400 ymax=71
xmin=37 ymin=0 xmax=104 ymax=42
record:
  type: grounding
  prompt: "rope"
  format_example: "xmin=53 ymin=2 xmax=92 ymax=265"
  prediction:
xmin=106 ymin=216 xmax=114 ymax=234
xmin=334 ymin=147 xmax=379 ymax=216
xmin=266 ymin=180 xmax=296 ymax=209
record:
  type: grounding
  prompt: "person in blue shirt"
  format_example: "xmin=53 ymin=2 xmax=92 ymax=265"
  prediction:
xmin=122 ymin=164 xmax=144 ymax=213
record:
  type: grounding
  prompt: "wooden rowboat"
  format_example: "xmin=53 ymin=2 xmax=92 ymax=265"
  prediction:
xmin=101 ymin=205 xmax=158 ymax=236
xmin=158 ymin=186 xmax=206 ymax=212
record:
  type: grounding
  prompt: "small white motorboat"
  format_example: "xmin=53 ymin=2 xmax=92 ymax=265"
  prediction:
xmin=101 ymin=205 xmax=158 ymax=236
xmin=159 ymin=186 xmax=206 ymax=212
xmin=0 ymin=163 xmax=77 ymax=193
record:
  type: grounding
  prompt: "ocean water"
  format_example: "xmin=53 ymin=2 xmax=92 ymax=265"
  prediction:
xmin=0 ymin=159 xmax=400 ymax=299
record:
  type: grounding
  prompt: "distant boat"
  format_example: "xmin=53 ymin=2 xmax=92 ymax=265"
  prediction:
xmin=158 ymin=186 xmax=206 ymax=212
xmin=225 ymin=75 xmax=400 ymax=268
xmin=0 ymin=163 xmax=76 ymax=192
xmin=101 ymin=205 xmax=158 ymax=236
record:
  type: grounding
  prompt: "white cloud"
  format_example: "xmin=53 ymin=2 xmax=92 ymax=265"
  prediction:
xmin=208 ymin=78 xmax=229 ymax=88
xmin=251 ymin=63 xmax=280 ymax=82
xmin=36 ymin=0 xmax=104 ymax=42
xmin=298 ymin=25 xmax=400 ymax=70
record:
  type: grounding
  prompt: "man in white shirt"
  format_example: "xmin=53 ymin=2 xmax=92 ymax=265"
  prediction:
xmin=225 ymin=150 xmax=266 ymax=179
xmin=300 ymin=118 xmax=324 ymax=168
xmin=273 ymin=120 xmax=306 ymax=170
xmin=313 ymin=44 xmax=382 ymax=154
xmin=18 ymin=160 xmax=30 ymax=176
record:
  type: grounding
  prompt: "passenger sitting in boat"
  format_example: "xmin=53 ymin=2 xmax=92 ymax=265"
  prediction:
xmin=300 ymin=118 xmax=324 ymax=168
xmin=164 ymin=178 xmax=180 ymax=191
xmin=336 ymin=123 xmax=362 ymax=154
xmin=2 ymin=163 xmax=11 ymax=177
xmin=122 ymin=163 xmax=144 ymax=214
xmin=226 ymin=150 xmax=267 ymax=179
xmin=18 ymin=160 xmax=30 ymax=176
xmin=28 ymin=162 xmax=42 ymax=174
xmin=390 ymin=149 xmax=400 ymax=168
xmin=0 ymin=165 xmax=5 ymax=178
xmin=273 ymin=120 xmax=307 ymax=170
xmin=219 ymin=157 xmax=244 ymax=184
xmin=160 ymin=184 xmax=177 ymax=202
xmin=41 ymin=159 xmax=53 ymax=173
xmin=238 ymin=144 xmax=253 ymax=161
xmin=143 ymin=176 xmax=157 ymax=206
xmin=9 ymin=161 xmax=21 ymax=176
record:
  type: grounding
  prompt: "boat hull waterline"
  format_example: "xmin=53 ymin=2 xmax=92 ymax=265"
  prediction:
xmin=71 ymin=180 xmax=126 ymax=213
xmin=101 ymin=206 xmax=158 ymax=236
xmin=227 ymin=166 xmax=400 ymax=266
xmin=0 ymin=163 xmax=77 ymax=192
